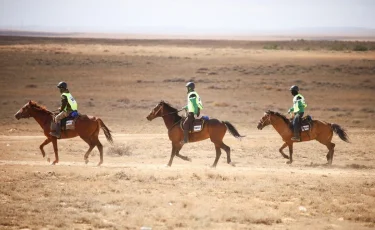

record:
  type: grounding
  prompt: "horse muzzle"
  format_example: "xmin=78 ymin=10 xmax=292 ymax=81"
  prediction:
xmin=14 ymin=112 xmax=21 ymax=120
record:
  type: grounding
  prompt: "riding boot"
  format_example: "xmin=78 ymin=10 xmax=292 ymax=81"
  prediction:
xmin=50 ymin=123 xmax=61 ymax=139
xmin=183 ymin=129 xmax=189 ymax=144
xmin=291 ymin=124 xmax=301 ymax=141
xmin=291 ymin=132 xmax=300 ymax=141
xmin=291 ymin=113 xmax=302 ymax=141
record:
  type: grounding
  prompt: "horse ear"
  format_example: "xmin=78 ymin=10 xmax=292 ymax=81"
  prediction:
xmin=28 ymin=100 xmax=32 ymax=104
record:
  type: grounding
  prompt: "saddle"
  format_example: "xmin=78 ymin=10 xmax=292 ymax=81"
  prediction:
xmin=50 ymin=111 xmax=80 ymax=132
xmin=181 ymin=115 xmax=210 ymax=133
xmin=289 ymin=115 xmax=313 ymax=132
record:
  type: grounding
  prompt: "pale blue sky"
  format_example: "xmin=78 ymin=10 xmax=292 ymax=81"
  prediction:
xmin=0 ymin=0 xmax=374 ymax=33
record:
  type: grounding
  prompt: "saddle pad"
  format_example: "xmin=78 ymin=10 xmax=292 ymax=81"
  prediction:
xmin=191 ymin=119 xmax=205 ymax=133
xmin=61 ymin=117 xmax=77 ymax=130
xmin=65 ymin=119 xmax=75 ymax=130
xmin=180 ymin=117 xmax=206 ymax=133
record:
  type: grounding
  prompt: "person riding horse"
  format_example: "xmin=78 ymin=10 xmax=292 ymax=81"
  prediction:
xmin=288 ymin=85 xmax=307 ymax=141
xmin=182 ymin=82 xmax=203 ymax=144
xmin=50 ymin=81 xmax=78 ymax=138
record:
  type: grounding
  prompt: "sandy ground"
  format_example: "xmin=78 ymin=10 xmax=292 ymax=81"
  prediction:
xmin=0 ymin=37 xmax=374 ymax=229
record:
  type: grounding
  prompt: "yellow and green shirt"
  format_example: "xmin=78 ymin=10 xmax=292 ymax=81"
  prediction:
xmin=184 ymin=91 xmax=203 ymax=115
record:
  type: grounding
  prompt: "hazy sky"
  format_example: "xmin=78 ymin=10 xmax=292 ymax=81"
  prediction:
xmin=1 ymin=0 xmax=374 ymax=33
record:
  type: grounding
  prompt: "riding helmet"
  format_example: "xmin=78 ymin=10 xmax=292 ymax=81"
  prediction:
xmin=57 ymin=81 xmax=67 ymax=89
xmin=186 ymin=82 xmax=195 ymax=90
xmin=290 ymin=85 xmax=299 ymax=92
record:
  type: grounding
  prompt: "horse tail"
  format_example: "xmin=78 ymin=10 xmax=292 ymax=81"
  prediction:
xmin=97 ymin=118 xmax=114 ymax=144
xmin=223 ymin=121 xmax=245 ymax=139
xmin=331 ymin=123 xmax=349 ymax=143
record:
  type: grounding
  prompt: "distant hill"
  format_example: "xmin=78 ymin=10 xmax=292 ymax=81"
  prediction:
xmin=1 ymin=27 xmax=375 ymax=41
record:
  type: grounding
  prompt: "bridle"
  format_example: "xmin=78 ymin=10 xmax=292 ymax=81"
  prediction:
xmin=153 ymin=103 xmax=184 ymax=117
xmin=17 ymin=107 xmax=32 ymax=119
xmin=258 ymin=113 xmax=271 ymax=128
xmin=151 ymin=103 xmax=184 ymax=130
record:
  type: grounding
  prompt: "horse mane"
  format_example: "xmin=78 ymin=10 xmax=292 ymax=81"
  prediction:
xmin=266 ymin=110 xmax=290 ymax=124
xmin=161 ymin=101 xmax=183 ymax=122
xmin=29 ymin=101 xmax=53 ymax=115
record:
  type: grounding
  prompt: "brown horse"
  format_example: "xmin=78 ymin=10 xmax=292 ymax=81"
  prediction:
xmin=146 ymin=101 xmax=244 ymax=167
xmin=257 ymin=110 xmax=349 ymax=164
xmin=14 ymin=101 xmax=113 ymax=165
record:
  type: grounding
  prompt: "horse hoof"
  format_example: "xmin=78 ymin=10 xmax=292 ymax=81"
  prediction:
xmin=286 ymin=161 xmax=292 ymax=164
xmin=165 ymin=164 xmax=171 ymax=168
xmin=85 ymin=159 xmax=89 ymax=164
xmin=97 ymin=162 xmax=102 ymax=166
xmin=229 ymin=162 xmax=236 ymax=167
xmin=187 ymin=158 xmax=192 ymax=162
xmin=47 ymin=158 xmax=50 ymax=163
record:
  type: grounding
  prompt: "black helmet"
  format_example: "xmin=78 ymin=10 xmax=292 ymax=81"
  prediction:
xmin=290 ymin=85 xmax=299 ymax=92
xmin=57 ymin=81 xmax=67 ymax=89
xmin=186 ymin=82 xmax=195 ymax=90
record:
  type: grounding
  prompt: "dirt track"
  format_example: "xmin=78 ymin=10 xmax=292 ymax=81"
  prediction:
xmin=0 ymin=37 xmax=375 ymax=229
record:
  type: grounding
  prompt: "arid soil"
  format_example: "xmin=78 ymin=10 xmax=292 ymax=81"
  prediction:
xmin=0 ymin=37 xmax=374 ymax=229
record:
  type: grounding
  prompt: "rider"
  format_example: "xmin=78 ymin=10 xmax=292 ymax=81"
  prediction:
xmin=181 ymin=82 xmax=203 ymax=144
xmin=288 ymin=85 xmax=307 ymax=141
xmin=50 ymin=81 xmax=78 ymax=138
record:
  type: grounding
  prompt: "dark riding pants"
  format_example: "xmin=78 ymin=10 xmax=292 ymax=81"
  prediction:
xmin=293 ymin=112 xmax=304 ymax=137
xmin=183 ymin=112 xmax=195 ymax=131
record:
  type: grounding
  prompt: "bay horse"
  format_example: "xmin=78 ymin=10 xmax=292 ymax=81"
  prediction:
xmin=146 ymin=101 xmax=244 ymax=167
xmin=257 ymin=110 xmax=349 ymax=164
xmin=14 ymin=101 xmax=113 ymax=165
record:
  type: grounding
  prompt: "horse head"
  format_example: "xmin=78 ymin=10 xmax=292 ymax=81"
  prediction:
xmin=257 ymin=111 xmax=272 ymax=130
xmin=146 ymin=101 xmax=165 ymax=121
xmin=14 ymin=101 xmax=34 ymax=120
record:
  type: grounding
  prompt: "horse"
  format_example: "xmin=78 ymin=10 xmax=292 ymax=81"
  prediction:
xmin=257 ymin=110 xmax=349 ymax=164
xmin=146 ymin=101 xmax=244 ymax=167
xmin=14 ymin=101 xmax=113 ymax=165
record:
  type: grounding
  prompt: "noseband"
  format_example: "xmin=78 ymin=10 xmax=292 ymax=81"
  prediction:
xmin=18 ymin=107 xmax=32 ymax=118
xmin=258 ymin=114 xmax=271 ymax=127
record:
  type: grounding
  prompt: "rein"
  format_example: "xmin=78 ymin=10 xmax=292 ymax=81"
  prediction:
xmin=161 ymin=108 xmax=184 ymax=117
xmin=159 ymin=107 xmax=184 ymax=130
xmin=169 ymin=119 xmax=183 ymax=131
xmin=263 ymin=113 xmax=291 ymax=137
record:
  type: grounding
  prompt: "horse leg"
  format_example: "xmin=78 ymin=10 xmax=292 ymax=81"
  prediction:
xmin=81 ymin=137 xmax=95 ymax=164
xmin=286 ymin=143 xmax=293 ymax=164
xmin=220 ymin=142 xmax=234 ymax=166
xmin=39 ymin=138 xmax=52 ymax=161
xmin=279 ymin=142 xmax=289 ymax=159
xmin=326 ymin=142 xmax=336 ymax=165
xmin=167 ymin=143 xmax=177 ymax=167
xmin=96 ymin=140 xmax=104 ymax=166
xmin=317 ymin=135 xmax=335 ymax=165
xmin=175 ymin=144 xmax=191 ymax=162
xmin=212 ymin=144 xmax=222 ymax=168
xmin=51 ymin=138 xmax=59 ymax=165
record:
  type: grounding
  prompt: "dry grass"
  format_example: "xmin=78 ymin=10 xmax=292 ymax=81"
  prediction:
xmin=107 ymin=144 xmax=132 ymax=156
xmin=1 ymin=36 xmax=375 ymax=229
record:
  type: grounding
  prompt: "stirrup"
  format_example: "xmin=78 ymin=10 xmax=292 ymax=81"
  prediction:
xmin=291 ymin=136 xmax=300 ymax=141
xmin=49 ymin=132 xmax=60 ymax=139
